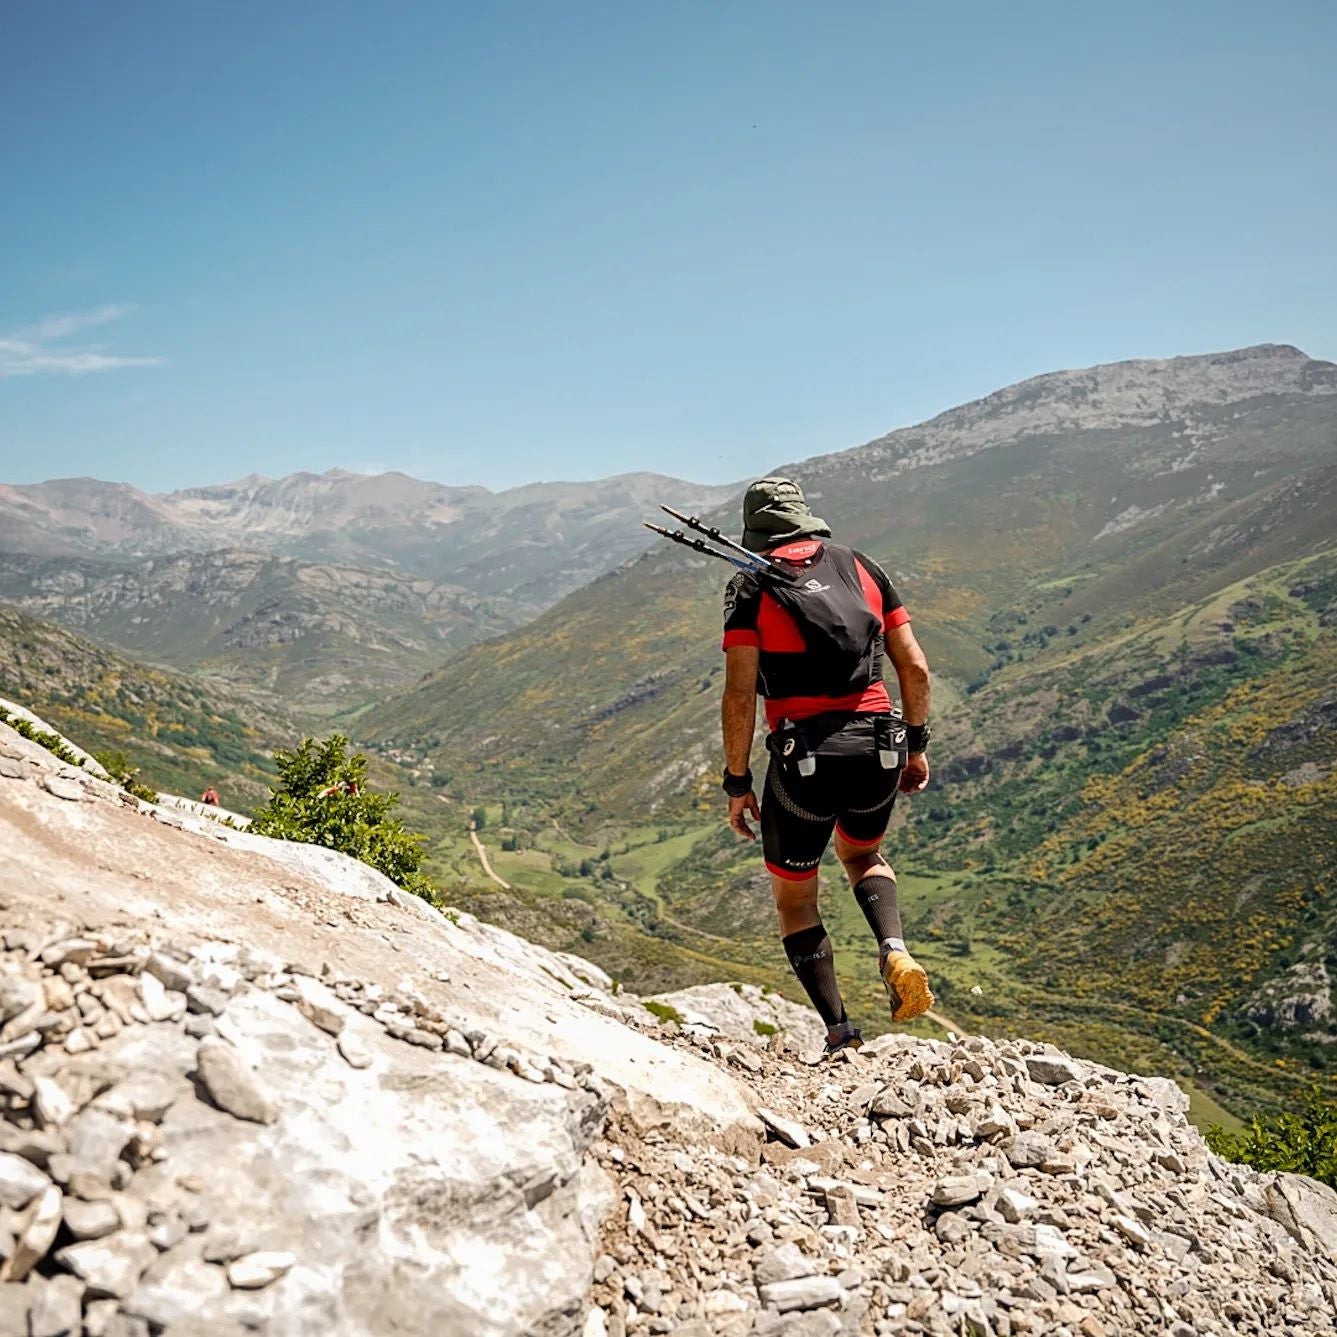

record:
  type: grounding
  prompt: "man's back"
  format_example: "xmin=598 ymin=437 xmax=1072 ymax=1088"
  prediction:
xmin=721 ymin=539 xmax=911 ymax=729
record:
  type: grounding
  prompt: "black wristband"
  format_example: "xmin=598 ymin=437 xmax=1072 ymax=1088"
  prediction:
xmin=722 ymin=768 xmax=754 ymax=798
xmin=904 ymin=722 xmax=931 ymax=754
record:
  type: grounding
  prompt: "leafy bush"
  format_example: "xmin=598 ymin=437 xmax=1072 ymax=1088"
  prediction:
xmin=643 ymin=1000 xmax=683 ymax=1025
xmin=93 ymin=749 xmax=159 ymax=803
xmin=0 ymin=705 xmax=84 ymax=767
xmin=250 ymin=734 xmax=437 ymax=901
xmin=1206 ymin=1089 xmax=1337 ymax=1189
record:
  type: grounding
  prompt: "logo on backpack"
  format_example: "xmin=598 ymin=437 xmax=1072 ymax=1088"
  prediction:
xmin=804 ymin=578 xmax=831 ymax=592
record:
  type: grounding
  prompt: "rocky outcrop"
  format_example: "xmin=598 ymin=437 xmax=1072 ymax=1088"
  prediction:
xmin=2 ymin=709 xmax=1336 ymax=1336
xmin=1243 ymin=959 xmax=1333 ymax=1030
xmin=0 ymin=701 xmax=108 ymax=779
xmin=644 ymin=984 xmax=825 ymax=1053
xmin=0 ymin=714 xmax=758 ymax=1336
xmin=589 ymin=1030 xmax=1337 ymax=1336
xmin=1267 ymin=1173 xmax=1337 ymax=1267
xmin=0 ymin=923 xmax=613 ymax=1335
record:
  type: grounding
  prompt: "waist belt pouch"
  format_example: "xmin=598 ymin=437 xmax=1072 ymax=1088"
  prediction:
xmin=766 ymin=722 xmax=817 ymax=776
xmin=874 ymin=715 xmax=908 ymax=770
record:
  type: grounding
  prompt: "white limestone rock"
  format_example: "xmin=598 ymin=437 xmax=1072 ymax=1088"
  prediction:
xmin=0 ymin=1153 xmax=50 ymax=1210
xmin=643 ymin=982 xmax=825 ymax=1052
xmin=226 ymin=1250 xmax=295 ymax=1289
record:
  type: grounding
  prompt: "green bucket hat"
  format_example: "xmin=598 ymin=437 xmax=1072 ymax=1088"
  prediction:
xmin=740 ymin=476 xmax=831 ymax=552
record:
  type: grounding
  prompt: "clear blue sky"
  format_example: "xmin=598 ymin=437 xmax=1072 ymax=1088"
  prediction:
xmin=2 ymin=0 xmax=1334 ymax=493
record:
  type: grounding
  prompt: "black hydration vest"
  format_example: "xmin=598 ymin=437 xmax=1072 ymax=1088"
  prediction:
xmin=758 ymin=543 xmax=883 ymax=701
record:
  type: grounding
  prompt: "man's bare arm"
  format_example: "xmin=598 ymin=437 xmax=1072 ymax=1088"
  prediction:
xmin=722 ymin=645 xmax=760 ymax=774
xmin=885 ymin=623 xmax=930 ymax=725
xmin=886 ymin=623 xmax=931 ymax=792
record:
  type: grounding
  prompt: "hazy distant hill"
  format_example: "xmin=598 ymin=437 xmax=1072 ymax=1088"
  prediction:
xmin=0 ymin=469 xmax=740 ymax=611
xmin=365 ymin=343 xmax=1336 ymax=1116
xmin=0 ymin=549 xmax=519 ymax=711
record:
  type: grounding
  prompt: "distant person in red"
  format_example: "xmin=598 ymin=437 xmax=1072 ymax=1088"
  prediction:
xmin=200 ymin=787 xmax=220 ymax=806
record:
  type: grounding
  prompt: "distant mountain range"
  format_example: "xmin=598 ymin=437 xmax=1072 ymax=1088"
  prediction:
xmin=0 ymin=469 xmax=740 ymax=707
xmin=0 ymin=469 xmax=739 ymax=608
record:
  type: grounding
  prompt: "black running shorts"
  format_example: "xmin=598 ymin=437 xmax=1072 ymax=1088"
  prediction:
xmin=759 ymin=717 xmax=902 ymax=880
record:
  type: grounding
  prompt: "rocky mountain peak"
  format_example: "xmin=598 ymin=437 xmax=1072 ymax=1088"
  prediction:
xmin=2 ymin=703 xmax=1335 ymax=1336
xmin=804 ymin=343 xmax=1337 ymax=481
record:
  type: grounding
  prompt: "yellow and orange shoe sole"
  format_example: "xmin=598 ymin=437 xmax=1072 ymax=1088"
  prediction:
xmin=883 ymin=951 xmax=935 ymax=1023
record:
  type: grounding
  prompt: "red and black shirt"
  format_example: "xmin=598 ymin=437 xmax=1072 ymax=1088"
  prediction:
xmin=721 ymin=540 xmax=910 ymax=730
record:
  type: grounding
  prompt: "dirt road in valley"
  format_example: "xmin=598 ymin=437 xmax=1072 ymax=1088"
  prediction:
xmin=468 ymin=822 xmax=511 ymax=889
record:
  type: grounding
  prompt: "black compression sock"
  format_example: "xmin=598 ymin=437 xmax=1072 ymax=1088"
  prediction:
xmin=853 ymin=872 xmax=903 ymax=949
xmin=782 ymin=924 xmax=846 ymax=1028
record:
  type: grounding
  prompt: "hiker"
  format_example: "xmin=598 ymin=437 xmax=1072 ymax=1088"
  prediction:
xmin=719 ymin=477 xmax=935 ymax=1053
xmin=200 ymin=787 xmax=220 ymax=806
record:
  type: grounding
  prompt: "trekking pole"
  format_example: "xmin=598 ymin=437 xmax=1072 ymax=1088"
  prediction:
xmin=645 ymin=503 xmax=804 ymax=581
xmin=659 ymin=505 xmax=780 ymax=572
xmin=642 ymin=522 xmax=767 ymax=575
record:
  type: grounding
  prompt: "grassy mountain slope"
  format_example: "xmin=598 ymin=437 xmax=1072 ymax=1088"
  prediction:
xmin=370 ymin=347 xmax=1336 ymax=819
xmin=365 ymin=345 xmax=1336 ymax=1118
xmin=0 ymin=603 xmax=292 ymax=809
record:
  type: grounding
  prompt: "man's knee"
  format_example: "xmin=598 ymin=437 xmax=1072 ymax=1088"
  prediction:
xmin=839 ymin=846 xmax=891 ymax=882
xmin=770 ymin=873 xmax=818 ymax=907
xmin=770 ymin=873 xmax=820 ymax=930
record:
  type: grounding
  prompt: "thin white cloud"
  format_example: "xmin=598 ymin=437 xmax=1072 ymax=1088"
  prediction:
xmin=27 ymin=303 xmax=132 ymax=342
xmin=0 ymin=305 xmax=164 ymax=379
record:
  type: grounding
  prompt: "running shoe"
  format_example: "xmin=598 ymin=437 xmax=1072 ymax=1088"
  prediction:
xmin=822 ymin=1027 xmax=863 ymax=1056
xmin=882 ymin=949 xmax=934 ymax=1023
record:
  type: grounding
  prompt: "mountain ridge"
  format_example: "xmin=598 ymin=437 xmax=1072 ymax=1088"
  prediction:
xmin=0 ymin=468 xmax=742 ymax=618
xmin=805 ymin=342 xmax=1336 ymax=481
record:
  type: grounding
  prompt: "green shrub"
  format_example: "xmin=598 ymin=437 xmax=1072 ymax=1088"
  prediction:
xmin=0 ymin=705 xmax=84 ymax=768
xmin=93 ymin=749 xmax=158 ymax=803
xmin=1206 ymin=1089 xmax=1337 ymax=1190
xmin=250 ymin=734 xmax=437 ymax=902
xmin=643 ymin=1000 xmax=683 ymax=1026
xmin=753 ymin=1019 xmax=779 ymax=1037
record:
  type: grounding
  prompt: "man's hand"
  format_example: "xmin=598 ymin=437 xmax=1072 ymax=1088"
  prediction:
xmin=899 ymin=754 xmax=930 ymax=794
xmin=728 ymin=790 xmax=760 ymax=840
